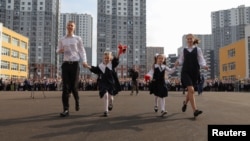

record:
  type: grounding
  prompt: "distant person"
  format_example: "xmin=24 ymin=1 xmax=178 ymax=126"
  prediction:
xmin=0 ymin=77 xmax=3 ymax=91
xmin=197 ymin=74 xmax=205 ymax=95
xmin=56 ymin=21 xmax=88 ymax=117
xmin=175 ymin=33 xmax=208 ymax=119
xmin=129 ymin=68 xmax=139 ymax=95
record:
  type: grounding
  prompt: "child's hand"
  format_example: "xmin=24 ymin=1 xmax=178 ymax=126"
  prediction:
xmin=82 ymin=62 xmax=91 ymax=69
xmin=174 ymin=61 xmax=179 ymax=67
xmin=203 ymin=66 xmax=209 ymax=70
xmin=58 ymin=48 xmax=64 ymax=53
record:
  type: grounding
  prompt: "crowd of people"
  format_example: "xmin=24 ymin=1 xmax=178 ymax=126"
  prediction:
xmin=1 ymin=76 xmax=250 ymax=92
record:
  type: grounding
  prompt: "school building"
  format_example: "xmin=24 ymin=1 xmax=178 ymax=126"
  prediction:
xmin=219 ymin=39 xmax=246 ymax=81
xmin=0 ymin=23 xmax=29 ymax=80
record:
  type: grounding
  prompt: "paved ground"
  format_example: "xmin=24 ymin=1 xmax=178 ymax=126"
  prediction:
xmin=0 ymin=90 xmax=250 ymax=141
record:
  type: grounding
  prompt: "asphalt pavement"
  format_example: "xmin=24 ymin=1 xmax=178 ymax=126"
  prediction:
xmin=0 ymin=90 xmax=250 ymax=141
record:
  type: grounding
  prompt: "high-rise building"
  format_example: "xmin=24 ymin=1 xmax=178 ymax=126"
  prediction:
xmin=0 ymin=0 xmax=60 ymax=79
xmin=211 ymin=5 xmax=250 ymax=77
xmin=97 ymin=0 xmax=146 ymax=78
xmin=166 ymin=54 xmax=178 ymax=78
xmin=59 ymin=13 xmax=93 ymax=78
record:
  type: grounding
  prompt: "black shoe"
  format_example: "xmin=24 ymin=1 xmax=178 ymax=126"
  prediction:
xmin=108 ymin=103 xmax=113 ymax=111
xmin=75 ymin=105 xmax=80 ymax=111
xmin=161 ymin=111 xmax=167 ymax=117
xmin=103 ymin=111 xmax=108 ymax=117
xmin=60 ymin=110 xmax=69 ymax=117
xmin=154 ymin=106 xmax=158 ymax=112
xmin=194 ymin=110 xmax=203 ymax=117
xmin=182 ymin=101 xmax=187 ymax=112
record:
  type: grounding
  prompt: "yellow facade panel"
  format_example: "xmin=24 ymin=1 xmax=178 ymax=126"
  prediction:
xmin=219 ymin=39 xmax=246 ymax=80
xmin=1 ymin=26 xmax=29 ymax=80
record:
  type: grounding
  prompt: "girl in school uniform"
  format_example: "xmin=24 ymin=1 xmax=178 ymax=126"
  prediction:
xmin=86 ymin=46 xmax=126 ymax=117
xmin=145 ymin=53 xmax=177 ymax=117
xmin=175 ymin=33 xmax=208 ymax=119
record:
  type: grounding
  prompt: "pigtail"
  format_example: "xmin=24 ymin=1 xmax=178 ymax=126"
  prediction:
xmin=193 ymin=38 xmax=200 ymax=45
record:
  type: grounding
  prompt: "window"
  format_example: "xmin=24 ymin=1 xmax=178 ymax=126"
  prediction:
xmin=228 ymin=49 xmax=235 ymax=58
xmin=20 ymin=64 xmax=26 ymax=72
xmin=1 ymin=47 xmax=10 ymax=56
xmin=222 ymin=64 xmax=227 ymax=72
xmin=12 ymin=37 xmax=19 ymax=46
xmin=19 ymin=53 xmax=27 ymax=60
xmin=11 ymin=63 xmax=19 ymax=71
xmin=2 ymin=33 xmax=10 ymax=43
xmin=1 ymin=61 xmax=10 ymax=69
xmin=20 ymin=41 xmax=27 ymax=49
xmin=11 ymin=50 xmax=19 ymax=58
xmin=228 ymin=62 xmax=235 ymax=70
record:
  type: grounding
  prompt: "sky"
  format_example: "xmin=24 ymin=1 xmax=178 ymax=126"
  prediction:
xmin=61 ymin=0 xmax=250 ymax=57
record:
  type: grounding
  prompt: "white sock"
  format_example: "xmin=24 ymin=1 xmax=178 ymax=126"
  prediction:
xmin=160 ymin=98 xmax=166 ymax=112
xmin=109 ymin=94 xmax=114 ymax=105
xmin=103 ymin=92 xmax=109 ymax=112
xmin=155 ymin=96 xmax=158 ymax=107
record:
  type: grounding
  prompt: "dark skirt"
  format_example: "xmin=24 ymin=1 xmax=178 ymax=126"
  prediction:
xmin=181 ymin=71 xmax=199 ymax=88
xmin=149 ymin=80 xmax=168 ymax=98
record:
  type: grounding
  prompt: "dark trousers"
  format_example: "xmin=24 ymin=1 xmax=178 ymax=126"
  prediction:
xmin=61 ymin=62 xmax=80 ymax=111
xmin=197 ymin=83 xmax=204 ymax=95
xmin=131 ymin=80 xmax=138 ymax=94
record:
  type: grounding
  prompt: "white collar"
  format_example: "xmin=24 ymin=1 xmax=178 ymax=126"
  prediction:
xmin=185 ymin=45 xmax=196 ymax=49
xmin=154 ymin=64 xmax=165 ymax=71
xmin=99 ymin=62 xmax=112 ymax=73
xmin=155 ymin=64 xmax=166 ymax=68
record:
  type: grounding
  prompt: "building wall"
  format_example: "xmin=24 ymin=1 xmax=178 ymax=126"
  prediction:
xmin=0 ymin=0 xmax=60 ymax=78
xmin=0 ymin=24 xmax=29 ymax=80
xmin=211 ymin=5 xmax=250 ymax=77
xmin=97 ymin=0 xmax=146 ymax=78
xmin=245 ymin=25 xmax=250 ymax=78
xmin=219 ymin=39 xmax=246 ymax=80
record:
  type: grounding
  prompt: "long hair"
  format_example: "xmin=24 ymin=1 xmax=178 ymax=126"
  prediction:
xmin=186 ymin=33 xmax=200 ymax=45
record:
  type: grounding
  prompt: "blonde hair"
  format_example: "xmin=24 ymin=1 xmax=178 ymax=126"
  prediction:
xmin=186 ymin=33 xmax=200 ymax=45
xmin=103 ymin=51 xmax=113 ymax=60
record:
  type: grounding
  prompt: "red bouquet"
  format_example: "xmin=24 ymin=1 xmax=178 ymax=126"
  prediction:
xmin=118 ymin=43 xmax=127 ymax=55
xmin=144 ymin=75 xmax=150 ymax=82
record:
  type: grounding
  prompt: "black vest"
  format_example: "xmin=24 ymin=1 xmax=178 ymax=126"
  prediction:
xmin=182 ymin=47 xmax=200 ymax=73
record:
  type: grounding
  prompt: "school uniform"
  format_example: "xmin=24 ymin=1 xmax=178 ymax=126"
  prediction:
xmin=89 ymin=57 xmax=121 ymax=98
xmin=178 ymin=45 xmax=206 ymax=118
xmin=147 ymin=64 xmax=176 ymax=98
xmin=178 ymin=46 xmax=206 ymax=88
xmin=146 ymin=64 xmax=176 ymax=115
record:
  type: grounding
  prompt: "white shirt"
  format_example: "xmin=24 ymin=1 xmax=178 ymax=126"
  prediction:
xmin=178 ymin=46 xmax=206 ymax=67
xmin=146 ymin=64 xmax=176 ymax=78
xmin=56 ymin=35 xmax=87 ymax=63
